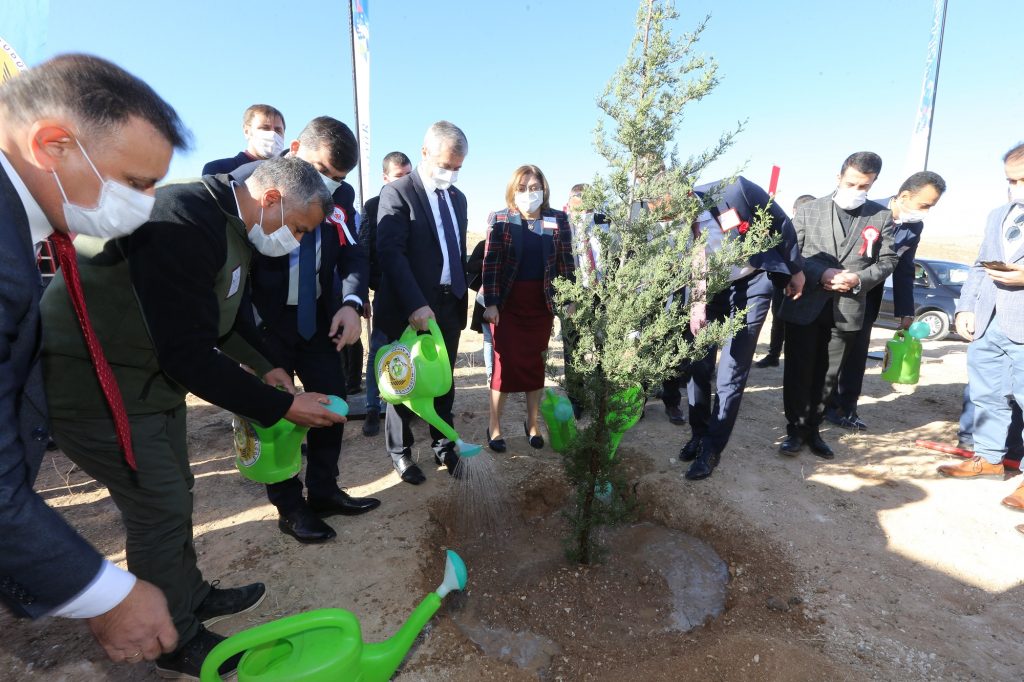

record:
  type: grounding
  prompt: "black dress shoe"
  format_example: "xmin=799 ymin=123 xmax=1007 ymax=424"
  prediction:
xmin=155 ymin=625 xmax=242 ymax=679
xmin=523 ymin=422 xmax=544 ymax=449
xmin=362 ymin=409 xmax=380 ymax=436
xmin=679 ymin=436 xmax=702 ymax=462
xmin=433 ymin=448 xmax=463 ymax=476
xmin=754 ymin=355 xmax=780 ymax=368
xmin=394 ymin=455 xmax=425 ymax=485
xmin=488 ymin=432 xmax=507 ymax=453
xmin=808 ymin=434 xmax=835 ymax=459
xmin=278 ymin=507 xmax=336 ymax=544
xmin=308 ymin=490 xmax=381 ymax=517
xmin=195 ymin=580 xmax=266 ymax=627
xmin=685 ymin=443 xmax=720 ymax=481
xmin=665 ymin=405 xmax=687 ymax=425
xmin=779 ymin=435 xmax=804 ymax=456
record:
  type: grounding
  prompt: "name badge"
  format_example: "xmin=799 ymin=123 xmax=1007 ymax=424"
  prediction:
xmin=542 ymin=216 xmax=557 ymax=235
xmin=718 ymin=208 xmax=742 ymax=231
xmin=227 ymin=266 xmax=241 ymax=298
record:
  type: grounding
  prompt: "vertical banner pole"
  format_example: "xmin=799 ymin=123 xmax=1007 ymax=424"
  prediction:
xmin=349 ymin=0 xmax=371 ymax=210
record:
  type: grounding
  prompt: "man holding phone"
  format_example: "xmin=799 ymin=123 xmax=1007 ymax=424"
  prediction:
xmin=945 ymin=142 xmax=1024 ymax=514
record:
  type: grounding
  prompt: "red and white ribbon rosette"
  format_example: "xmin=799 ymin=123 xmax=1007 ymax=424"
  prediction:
xmin=858 ymin=225 xmax=880 ymax=256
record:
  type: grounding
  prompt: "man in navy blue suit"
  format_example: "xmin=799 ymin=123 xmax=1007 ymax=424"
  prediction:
xmin=0 ymin=54 xmax=184 ymax=665
xmin=678 ymin=176 xmax=805 ymax=480
xmin=202 ymin=104 xmax=286 ymax=176
xmin=824 ymin=171 xmax=946 ymax=430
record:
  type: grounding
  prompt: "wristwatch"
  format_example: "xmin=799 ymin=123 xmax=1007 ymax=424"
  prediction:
xmin=341 ymin=300 xmax=364 ymax=316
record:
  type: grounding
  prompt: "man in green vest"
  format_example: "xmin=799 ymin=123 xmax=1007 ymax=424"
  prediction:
xmin=41 ymin=155 xmax=343 ymax=679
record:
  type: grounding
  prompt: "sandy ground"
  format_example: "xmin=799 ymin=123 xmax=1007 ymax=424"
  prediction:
xmin=4 ymin=241 xmax=1022 ymax=681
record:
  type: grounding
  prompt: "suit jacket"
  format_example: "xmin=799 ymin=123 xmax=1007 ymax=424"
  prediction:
xmin=693 ymin=176 xmax=803 ymax=278
xmin=780 ymin=195 xmax=896 ymax=332
xmin=232 ymin=163 xmax=368 ymax=346
xmin=202 ymin=151 xmax=255 ymax=176
xmin=957 ymin=203 xmax=1024 ymax=342
xmin=373 ymin=170 xmax=469 ymax=340
xmin=877 ymin=195 xmax=925 ymax=319
xmin=0 ymin=163 xmax=104 ymax=618
xmin=482 ymin=208 xmax=576 ymax=314
xmin=362 ymin=195 xmax=382 ymax=291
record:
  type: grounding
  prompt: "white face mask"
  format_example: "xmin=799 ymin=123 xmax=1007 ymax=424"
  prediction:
xmin=248 ymin=199 xmax=300 ymax=257
xmin=1010 ymin=184 xmax=1024 ymax=205
xmin=321 ymin=172 xmax=342 ymax=195
xmin=833 ymin=186 xmax=868 ymax=211
xmin=431 ymin=166 xmax=458 ymax=190
xmin=515 ymin=190 xmax=543 ymax=215
xmin=250 ymin=129 xmax=285 ymax=158
xmin=896 ymin=197 xmax=928 ymax=224
xmin=52 ymin=138 xmax=156 ymax=239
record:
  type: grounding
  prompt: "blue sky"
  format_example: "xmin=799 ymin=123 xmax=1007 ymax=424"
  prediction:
xmin=5 ymin=0 xmax=1022 ymax=240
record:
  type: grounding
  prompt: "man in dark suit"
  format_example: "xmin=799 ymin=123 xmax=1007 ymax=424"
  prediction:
xmin=202 ymin=104 xmax=286 ymax=175
xmin=825 ymin=171 xmax=946 ymax=430
xmin=0 ymin=54 xmax=183 ymax=665
xmin=238 ymin=117 xmax=379 ymax=544
xmin=677 ymin=177 xmax=805 ymax=480
xmin=374 ymin=121 xmax=470 ymax=484
xmin=361 ymin=151 xmax=413 ymax=436
xmin=42 ymin=156 xmax=344 ymax=678
xmin=779 ymin=152 xmax=897 ymax=459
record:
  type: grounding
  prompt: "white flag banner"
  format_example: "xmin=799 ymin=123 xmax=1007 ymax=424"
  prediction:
xmin=902 ymin=0 xmax=947 ymax=176
xmin=352 ymin=0 xmax=371 ymax=207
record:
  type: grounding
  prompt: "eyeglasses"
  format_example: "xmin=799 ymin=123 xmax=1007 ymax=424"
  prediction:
xmin=1006 ymin=212 xmax=1024 ymax=242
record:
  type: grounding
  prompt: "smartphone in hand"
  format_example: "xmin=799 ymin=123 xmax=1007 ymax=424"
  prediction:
xmin=980 ymin=260 xmax=1014 ymax=272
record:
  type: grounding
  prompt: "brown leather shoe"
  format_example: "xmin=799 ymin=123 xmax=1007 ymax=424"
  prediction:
xmin=937 ymin=456 xmax=1004 ymax=478
xmin=1000 ymin=480 xmax=1024 ymax=511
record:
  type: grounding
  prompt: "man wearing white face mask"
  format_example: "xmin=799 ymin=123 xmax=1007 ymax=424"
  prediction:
xmin=0 ymin=53 xmax=185 ymax=671
xmin=374 ymin=121 xmax=471 ymax=484
xmin=825 ymin=171 xmax=947 ymax=430
xmin=778 ymin=152 xmax=896 ymax=460
xmin=235 ymin=117 xmax=378 ymax=544
xmin=41 ymin=155 xmax=343 ymax=678
xmin=202 ymin=103 xmax=286 ymax=176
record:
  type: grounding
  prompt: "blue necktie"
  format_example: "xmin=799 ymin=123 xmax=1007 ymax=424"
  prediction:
xmin=434 ymin=189 xmax=466 ymax=299
xmin=297 ymin=231 xmax=317 ymax=340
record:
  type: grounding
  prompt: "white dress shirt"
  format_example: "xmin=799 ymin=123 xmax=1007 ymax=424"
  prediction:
xmin=417 ymin=163 xmax=460 ymax=285
xmin=0 ymin=151 xmax=137 ymax=618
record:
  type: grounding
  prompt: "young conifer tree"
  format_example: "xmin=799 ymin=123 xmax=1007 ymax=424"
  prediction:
xmin=556 ymin=0 xmax=777 ymax=563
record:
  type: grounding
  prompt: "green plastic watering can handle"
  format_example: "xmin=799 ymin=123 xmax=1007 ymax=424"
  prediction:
xmin=198 ymin=608 xmax=362 ymax=682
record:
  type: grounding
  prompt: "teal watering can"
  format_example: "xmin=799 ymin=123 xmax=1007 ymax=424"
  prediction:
xmin=199 ymin=550 xmax=468 ymax=682
xmin=233 ymin=395 xmax=349 ymax=484
xmin=539 ymin=388 xmax=577 ymax=452
xmin=881 ymin=321 xmax=929 ymax=385
xmin=375 ymin=319 xmax=481 ymax=457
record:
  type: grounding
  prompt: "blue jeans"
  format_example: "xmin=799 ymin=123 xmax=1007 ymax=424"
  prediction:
xmin=958 ymin=380 xmax=1024 ymax=456
xmin=364 ymin=327 xmax=388 ymax=412
xmin=965 ymin=318 xmax=1024 ymax=464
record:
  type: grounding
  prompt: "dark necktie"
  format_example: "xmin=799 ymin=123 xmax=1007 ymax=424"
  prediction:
xmin=297 ymin=230 xmax=316 ymax=340
xmin=51 ymin=232 xmax=137 ymax=470
xmin=434 ymin=189 xmax=466 ymax=298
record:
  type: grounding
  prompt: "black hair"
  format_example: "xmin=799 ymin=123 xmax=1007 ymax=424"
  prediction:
xmin=382 ymin=151 xmax=411 ymax=173
xmin=898 ymin=171 xmax=946 ymax=196
xmin=296 ymin=116 xmax=358 ymax=173
xmin=840 ymin=151 xmax=882 ymax=178
xmin=0 ymin=53 xmax=190 ymax=149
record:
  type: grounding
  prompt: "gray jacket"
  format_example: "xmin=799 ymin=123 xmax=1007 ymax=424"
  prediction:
xmin=957 ymin=203 xmax=1024 ymax=343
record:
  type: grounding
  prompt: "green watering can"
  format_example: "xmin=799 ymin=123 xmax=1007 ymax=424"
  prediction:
xmin=539 ymin=388 xmax=577 ymax=452
xmin=375 ymin=319 xmax=481 ymax=457
xmin=233 ymin=395 xmax=349 ymax=483
xmin=199 ymin=550 xmax=468 ymax=682
xmin=880 ymin=321 xmax=929 ymax=385
xmin=606 ymin=385 xmax=644 ymax=460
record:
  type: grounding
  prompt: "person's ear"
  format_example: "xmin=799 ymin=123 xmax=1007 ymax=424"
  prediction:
xmin=27 ymin=120 xmax=74 ymax=172
xmin=259 ymin=188 xmax=283 ymax=209
xmin=289 ymin=140 xmax=300 ymax=155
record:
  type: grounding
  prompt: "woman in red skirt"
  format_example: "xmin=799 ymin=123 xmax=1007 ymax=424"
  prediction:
xmin=482 ymin=165 xmax=575 ymax=451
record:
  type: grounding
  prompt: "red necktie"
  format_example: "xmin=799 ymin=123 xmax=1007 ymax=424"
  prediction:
xmin=51 ymin=232 xmax=137 ymax=470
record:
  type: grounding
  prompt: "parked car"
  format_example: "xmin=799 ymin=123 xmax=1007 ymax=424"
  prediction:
xmin=876 ymin=259 xmax=970 ymax=341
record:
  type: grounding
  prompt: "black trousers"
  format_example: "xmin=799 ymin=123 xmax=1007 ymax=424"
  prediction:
xmin=783 ymin=305 xmax=857 ymax=438
xmin=259 ymin=307 xmax=347 ymax=514
xmin=766 ymin=284 xmax=785 ymax=358
xmin=384 ymin=291 xmax=463 ymax=463
xmin=828 ymin=284 xmax=884 ymax=414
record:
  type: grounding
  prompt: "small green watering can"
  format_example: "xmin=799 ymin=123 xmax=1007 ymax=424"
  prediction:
xmin=233 ymin=395 xmax=349 ymax=484
xmin=881 ymin=321 xmax=929 ymax=385
xmin=199 ymin=550 xmax=468 ymax=682
xmin=539 ymin=388 xmax=577 ymax=452
xmin=375 ymin=319 xmax=481 ymax=457
xmin=606 ymin=385 xmax=644 ymax=460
